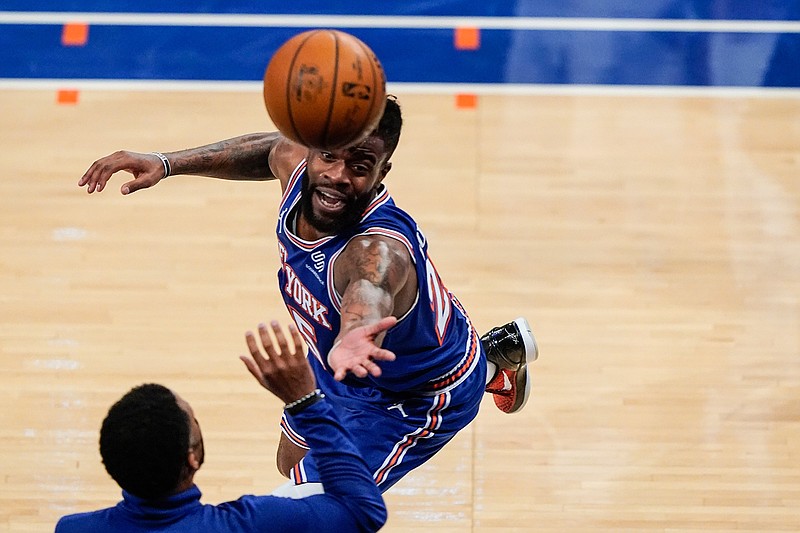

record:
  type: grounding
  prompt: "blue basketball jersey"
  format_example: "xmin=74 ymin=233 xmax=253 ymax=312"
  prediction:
xmin=276 ymin=160 xmax=482 ymax=397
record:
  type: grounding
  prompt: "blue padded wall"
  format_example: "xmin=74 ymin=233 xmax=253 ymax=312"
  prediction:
xmin=1 ymin=1 xmax=799 ymax=87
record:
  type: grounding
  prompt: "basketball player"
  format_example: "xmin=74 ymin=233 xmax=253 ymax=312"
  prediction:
xmin=77 ymin=96 xmax=538 ymax=493
xmin=56 ymin=320 xmax=387 ymax=533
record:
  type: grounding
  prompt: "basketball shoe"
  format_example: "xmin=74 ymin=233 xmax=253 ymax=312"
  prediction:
xmin=482 ymin=317 xmax=538 ymax=414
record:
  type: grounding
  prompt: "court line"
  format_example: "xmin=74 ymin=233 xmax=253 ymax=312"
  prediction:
xmin=1 ymin=12 xmax=800 ymax=33
xmin=2 ymin=79 xmax=800 ymax=98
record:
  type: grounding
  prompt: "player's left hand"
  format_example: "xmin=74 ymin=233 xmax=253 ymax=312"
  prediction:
xmin=328 ymin=316 xmax=397 ymax=381
xmin=240 ymin=320 xmax=316 ymax=405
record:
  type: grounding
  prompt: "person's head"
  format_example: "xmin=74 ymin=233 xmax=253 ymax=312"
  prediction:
xmin=302 ymin=95 xmax=403 ymax=234
xmin=99 ymin=384 xmax=204 ymax=500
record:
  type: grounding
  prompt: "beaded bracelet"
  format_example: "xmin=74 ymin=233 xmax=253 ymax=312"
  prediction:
xmin=284 ymin=389 xmax=325 ymax=415
xmin=150 ymin=151 xmax=171 ymax=179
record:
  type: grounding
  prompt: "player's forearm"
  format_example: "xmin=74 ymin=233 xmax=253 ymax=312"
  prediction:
xmin=338 ymin=280 xmax=394 ymax=342
xmin=336 ymin=238 xmax=410 ymax=342
xmin=164 ymin=132 xmax=280 ymax=181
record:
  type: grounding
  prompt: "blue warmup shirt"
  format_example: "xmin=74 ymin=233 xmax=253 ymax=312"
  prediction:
xmin=55 ymin=399 xmax=386 ymax=533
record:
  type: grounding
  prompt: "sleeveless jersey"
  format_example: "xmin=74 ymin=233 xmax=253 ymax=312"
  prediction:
xmin=275 ymin=160 xmax=481 ymax=396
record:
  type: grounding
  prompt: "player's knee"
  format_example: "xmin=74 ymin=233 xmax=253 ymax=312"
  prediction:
xmin=276 ymin=454 xmax=293 ymax=478
xmin=276 ymin=436 xmax=307 ymax=478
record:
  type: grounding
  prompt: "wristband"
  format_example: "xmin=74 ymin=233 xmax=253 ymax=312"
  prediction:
xmin=151 ymin=152 xmax=171 ymax=179
xmin=284 ymin=389 xmax=324 ymax=415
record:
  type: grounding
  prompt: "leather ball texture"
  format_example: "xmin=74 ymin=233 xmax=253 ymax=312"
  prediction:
xmin=263 ymin=29 xmax=387 ymax=149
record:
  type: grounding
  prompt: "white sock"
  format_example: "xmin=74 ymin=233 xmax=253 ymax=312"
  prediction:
xmin=271 ymin=481 xmax=325 ymax=498
xmin=485 ymin=361 xmax=498 ymax=385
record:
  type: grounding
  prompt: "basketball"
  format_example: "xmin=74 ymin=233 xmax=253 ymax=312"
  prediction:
xmin=263 ymin=29 xmax=387 ymax=149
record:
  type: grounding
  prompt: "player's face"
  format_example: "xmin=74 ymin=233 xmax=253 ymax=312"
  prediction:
xmin=302 ymin=135 xmax=391 ymax=234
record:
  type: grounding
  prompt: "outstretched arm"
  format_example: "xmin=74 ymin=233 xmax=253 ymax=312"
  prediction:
xmin=239 ymin=320 xmax=387 ymax=532
xmin=78 ymin=132 xmax=306 ymax=194
xmin=166 ymin=132 xmax=281 ymax=181
xmin=327 ymin=235 xmax=416 ymax=380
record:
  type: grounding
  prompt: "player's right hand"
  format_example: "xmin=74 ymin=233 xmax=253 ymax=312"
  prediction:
xmin=328 ymin=316 xmax=398 ymax=381
xmin=78 ymin=150 xmax=166 ymax=195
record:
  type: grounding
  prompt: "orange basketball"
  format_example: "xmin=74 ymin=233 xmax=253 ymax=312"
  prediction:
xmin=263 ymin=29 xmax=387 ymax=149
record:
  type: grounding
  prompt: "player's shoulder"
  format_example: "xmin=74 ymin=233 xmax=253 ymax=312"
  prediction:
xmin=363 ymin=191 xmax=419 ymax=233
xmin=342 ymin=232 xmax=415 ymax=274
xmin=269 ymin=137 xmax=308 ymax=186
xmin=55 ymin=508 xmax=114 ymax=533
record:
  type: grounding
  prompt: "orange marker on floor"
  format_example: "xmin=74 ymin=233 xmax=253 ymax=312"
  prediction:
xmin=57 ymin=90 xmax=80 ymax=105
xmin=61 ymin=23 xmax=89 ymax=46
xmin=454 ymin=27 xmax=480 ymax=50
xmin=455 ymin=93 xmax=478 ymax=109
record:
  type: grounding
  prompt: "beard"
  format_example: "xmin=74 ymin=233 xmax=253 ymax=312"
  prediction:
xmin=300 ymin=173 xmax=375 ymax=234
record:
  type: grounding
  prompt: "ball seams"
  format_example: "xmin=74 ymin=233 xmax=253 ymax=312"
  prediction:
xmin=265 ymin=29 xmax=385 ymax=149
xmin=354 ymin=38 xmax=382 ymax=140
xmin=285 ymin=30 xmax=317 ymax=147
xmin=321 ymin=30 xmax=340 ymax=149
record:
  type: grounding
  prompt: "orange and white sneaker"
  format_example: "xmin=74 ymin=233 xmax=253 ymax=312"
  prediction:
xmin=482 ymin=317 xmax=538 ymax=414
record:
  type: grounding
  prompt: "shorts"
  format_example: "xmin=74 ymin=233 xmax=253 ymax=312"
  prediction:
xmin=280 ymin=357 xmax=486 ymax=492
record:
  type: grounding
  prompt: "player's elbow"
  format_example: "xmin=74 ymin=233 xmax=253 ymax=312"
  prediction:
xmin=356 ymin=496 xmax=388 ymax=533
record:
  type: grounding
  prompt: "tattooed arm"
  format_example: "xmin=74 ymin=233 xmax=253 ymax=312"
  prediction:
xmin=78 ymin=132 xmax=307 ymax=195
xmin=326 ymin=235 xmax=417 ymax=380
xmin=167 ymin=133 xmax=279 ymax=181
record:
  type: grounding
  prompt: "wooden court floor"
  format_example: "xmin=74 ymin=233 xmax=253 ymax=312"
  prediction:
xmin=1 ymin=89 xmax=798 ymax=532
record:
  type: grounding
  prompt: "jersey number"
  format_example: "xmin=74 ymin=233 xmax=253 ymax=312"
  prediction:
xmin=425 ymin=256 xmax=452 ymax=344
xmin=288 ymin=307 xmax=325 ymax=367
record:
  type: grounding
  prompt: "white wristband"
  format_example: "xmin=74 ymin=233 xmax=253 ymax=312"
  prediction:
xmin=151 ymin=152 xmax=171 ymax=179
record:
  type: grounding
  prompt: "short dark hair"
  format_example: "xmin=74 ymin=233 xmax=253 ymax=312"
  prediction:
xmin=99 ymin=384 xmax=190 ymax=500
xmin=374 ymin=95 xmax=402 ymax=159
